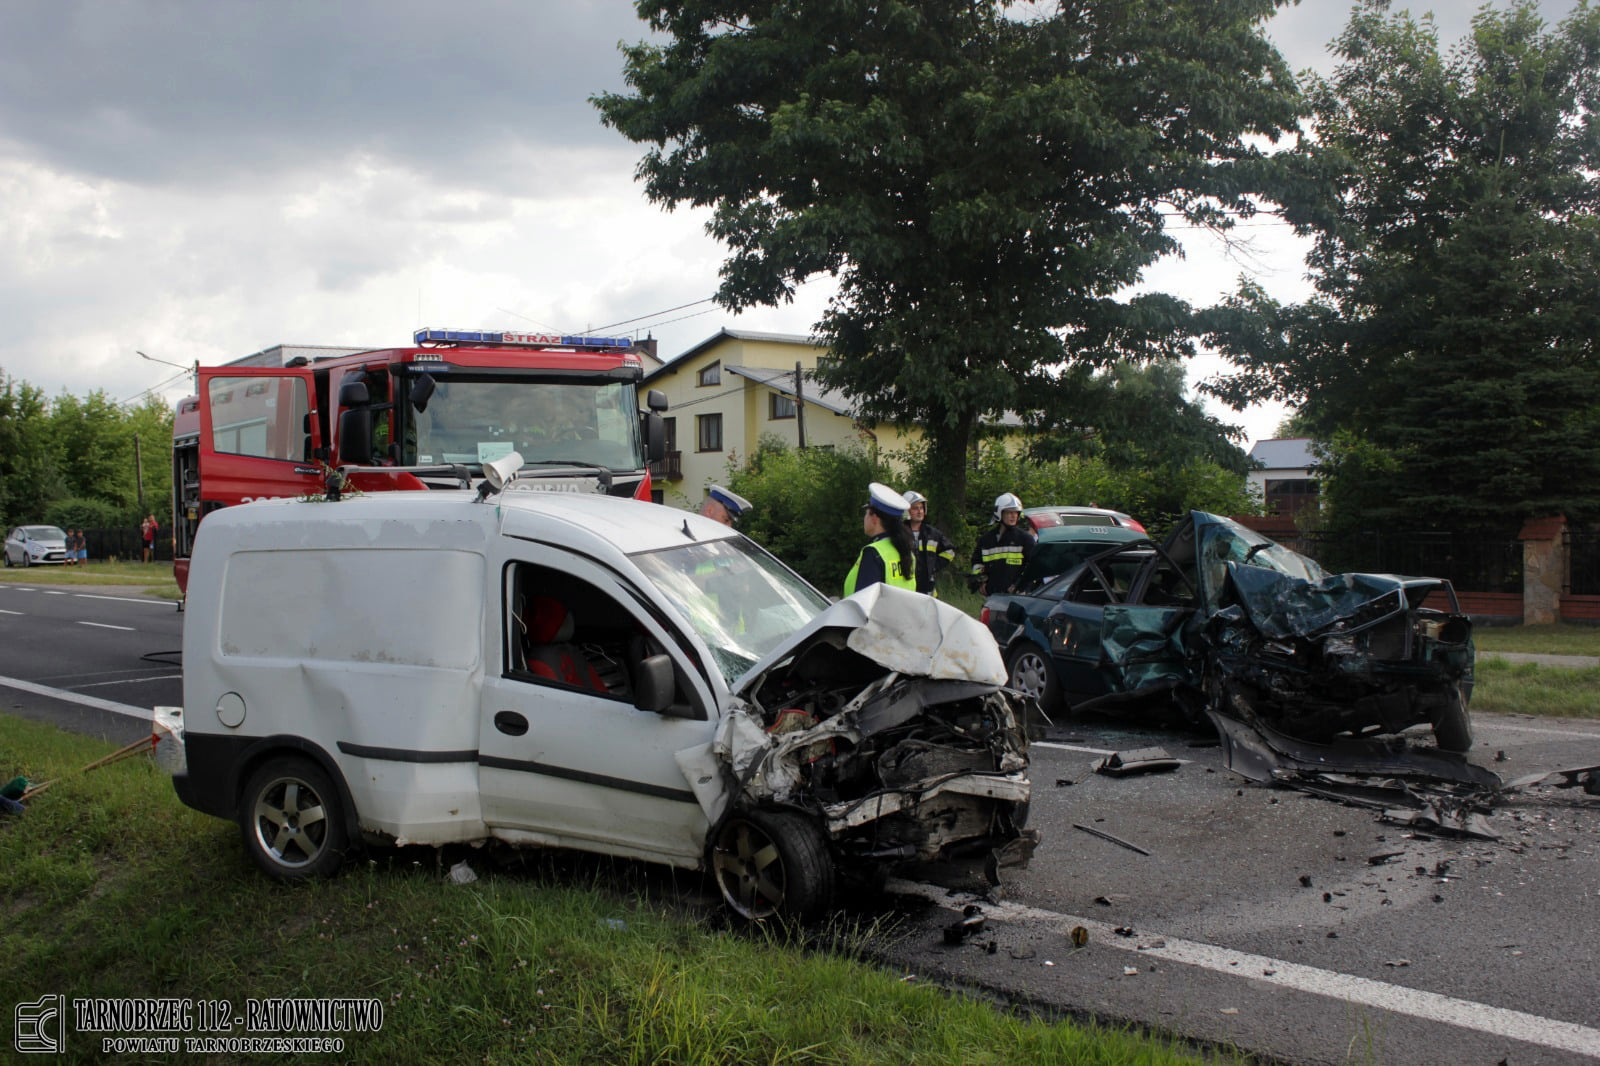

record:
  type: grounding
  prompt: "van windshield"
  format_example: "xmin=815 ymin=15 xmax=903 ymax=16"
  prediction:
xmin=631 ymin=538 xmax=831 ymax=684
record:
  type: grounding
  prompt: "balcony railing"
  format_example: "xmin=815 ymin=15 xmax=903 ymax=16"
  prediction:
xmin=651 ymin=449 xmax=683 ymax=481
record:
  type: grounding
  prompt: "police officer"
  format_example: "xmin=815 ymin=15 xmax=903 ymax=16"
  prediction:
xmin=969 ymin=492 xmax=1036 ymax=596
xmin=843 ymin=483 xmax=917 ymax=595
xmin=902 ymin=491 xmax=956 ymax=596
xmin=699 ymin=484 xmax=752 ymax=527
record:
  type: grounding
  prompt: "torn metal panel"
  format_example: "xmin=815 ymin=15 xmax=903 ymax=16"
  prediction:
xmin=1208 ymin=709 xmax=1501 ymax=789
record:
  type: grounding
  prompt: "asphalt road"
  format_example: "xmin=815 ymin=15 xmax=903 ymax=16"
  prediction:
xmin=3 ymin=588 xmax=1597 ymax=1065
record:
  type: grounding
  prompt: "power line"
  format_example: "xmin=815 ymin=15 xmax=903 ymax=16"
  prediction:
xmin=594 ymin=297 xmax=718 ymax=332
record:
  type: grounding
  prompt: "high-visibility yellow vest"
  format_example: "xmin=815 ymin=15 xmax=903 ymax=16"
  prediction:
xmin=844 ymin=538 xmax=916 ymax=596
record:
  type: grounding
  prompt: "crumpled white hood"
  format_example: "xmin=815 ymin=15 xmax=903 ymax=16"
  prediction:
xmin=735 ymin=583 xmax=1006 ymax=695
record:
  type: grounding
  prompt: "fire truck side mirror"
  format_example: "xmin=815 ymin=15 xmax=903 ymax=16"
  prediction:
xmin=647 ymin=388 xmax=668 ymax=412
xmin=410 ymin=373 xmax=436 ymax=413
xmin=643 ymin=411 xmax=666 ymax=463
xmin=340 ymin=407 xmax=374 ymax=465
xmin=337 ymin=380 xmax=375 ymax=464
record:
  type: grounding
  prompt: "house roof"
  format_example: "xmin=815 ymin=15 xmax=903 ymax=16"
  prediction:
xmin=724 ymin=364 xmax=853 ymax=417
xmin=1248 ymin=437 xmax=1318 ymax=470
xmin=642 ymin=328 xmax=817 ymax=383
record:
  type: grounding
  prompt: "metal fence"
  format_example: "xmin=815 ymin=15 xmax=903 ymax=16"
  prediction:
xmin=1297 ymin=530 xmax=1523 ymax=594
xmin=80 ymin=527 xmax=173 ymax=563
xmin=1566 ymin=531 xmax=1600 ymax=596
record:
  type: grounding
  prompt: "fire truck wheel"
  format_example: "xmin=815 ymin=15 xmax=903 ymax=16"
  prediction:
xmin=240 ymin=757 xmax=351 ymax=880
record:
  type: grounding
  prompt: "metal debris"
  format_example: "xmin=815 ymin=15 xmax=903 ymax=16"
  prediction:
xmin=1072 ymin=822 xmax=1152 ymax=856
xmin=1094 ymin=746 xmax=1181 ymax=777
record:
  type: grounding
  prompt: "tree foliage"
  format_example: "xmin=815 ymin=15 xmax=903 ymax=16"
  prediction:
xmin=1205 ymin=0 xmax=1600 ymax=535
xmin=0 ymin=370 xmax=172 ymax=530
xmin=596 ymin=0 xmax=1302 ymax=513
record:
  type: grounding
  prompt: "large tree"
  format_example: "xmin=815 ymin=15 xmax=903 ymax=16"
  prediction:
xmin=1206 ymin=0 xmax=1600 ymax=535
xmin=596 ymin=0 xmax=1302 ymax=512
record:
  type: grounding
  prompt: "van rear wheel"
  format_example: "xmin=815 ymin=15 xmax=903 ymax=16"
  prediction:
xmin=240 ymin=757 xmax=350 ymax=880
xmin=711 ymin=810 xmax=835 ymax=922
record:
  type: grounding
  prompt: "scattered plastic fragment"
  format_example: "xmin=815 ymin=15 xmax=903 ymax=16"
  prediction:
xmin=448 ymin=861 xmax=478 ymax=885
xmin=1069 ymin=927 xmax=1089 ymax=948
xmin=1123 ymin=966 xmax=1139 ymax=976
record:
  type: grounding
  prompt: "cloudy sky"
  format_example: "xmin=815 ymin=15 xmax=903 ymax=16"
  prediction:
xmin=0 ymin=1 xmax=1580 ymax=446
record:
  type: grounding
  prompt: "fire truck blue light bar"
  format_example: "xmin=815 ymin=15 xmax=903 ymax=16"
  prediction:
xmin=414 ymin=329 xmax=634 ymax=350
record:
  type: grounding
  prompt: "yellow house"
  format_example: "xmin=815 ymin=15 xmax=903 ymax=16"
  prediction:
xmin=643 ymin=329 xmax=918 ymax=508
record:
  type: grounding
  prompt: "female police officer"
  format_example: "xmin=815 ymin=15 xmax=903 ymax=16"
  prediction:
xmin=843 ymin=483 xmax=918 ymax=595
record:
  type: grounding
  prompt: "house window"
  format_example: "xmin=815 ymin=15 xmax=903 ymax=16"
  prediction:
xmin=663 ymin=417 xmax=677 ymax=453
xmin=1264 ymin=478 xmax=1318 ymax=516
xmin=698 ymin=361 xmax=721 ymax=387
xmin=696 ymin=413 xmax=723 ymax=452
xmin=769 ymin=393 xmax=796 ymax=420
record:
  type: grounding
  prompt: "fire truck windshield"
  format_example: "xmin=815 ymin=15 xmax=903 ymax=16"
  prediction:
xmin=399 ymin=375 xmax=645 ymax=472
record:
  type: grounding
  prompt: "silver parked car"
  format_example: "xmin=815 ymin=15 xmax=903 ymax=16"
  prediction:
xmin=4 ymin=525 xmax=68 ymax=567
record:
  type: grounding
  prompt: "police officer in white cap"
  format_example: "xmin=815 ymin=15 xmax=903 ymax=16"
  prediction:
xmin=699 ymin=484 xmax=752 ymax=527
xmin=843 ymin=483 xmax=918 ymax=596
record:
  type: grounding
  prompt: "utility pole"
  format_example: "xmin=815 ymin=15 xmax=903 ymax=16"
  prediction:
xmin=794 ymin=361 xmax=807 ymax=449
xmin=133 ymin=433 xmax=145 ymax=512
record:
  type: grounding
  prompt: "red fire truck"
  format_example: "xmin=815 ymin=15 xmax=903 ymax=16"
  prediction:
xmin=171 ymin=329 xmax=667 ymax=593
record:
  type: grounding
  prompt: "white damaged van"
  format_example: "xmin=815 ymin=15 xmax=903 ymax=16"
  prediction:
xmin=170 ymin=479 xmax=1035 ymax=919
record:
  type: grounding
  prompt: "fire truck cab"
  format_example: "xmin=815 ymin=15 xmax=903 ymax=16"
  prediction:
xmin=172 ymin=330 xmax=667 ymax=593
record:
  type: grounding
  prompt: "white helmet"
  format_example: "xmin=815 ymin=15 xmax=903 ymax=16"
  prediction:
xmin=993 ymin=492 xmax=1023 ymax=522
xmin=903 ymin=491 xmax=927 ymax=507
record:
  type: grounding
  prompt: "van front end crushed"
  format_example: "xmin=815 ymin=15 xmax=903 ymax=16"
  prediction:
xmin=718 ymin=671 xmax=1038 ymax=879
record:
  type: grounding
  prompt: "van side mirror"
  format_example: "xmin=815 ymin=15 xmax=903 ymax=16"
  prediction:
xmin=635 ymin=654 xmax=694 ymax=716
xmin=647 ymin=388 xmax=668 ymax=412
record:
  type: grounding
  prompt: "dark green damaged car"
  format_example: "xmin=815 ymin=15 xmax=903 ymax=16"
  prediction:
xmin=982 ymin=511 xmax=1475 ymax=752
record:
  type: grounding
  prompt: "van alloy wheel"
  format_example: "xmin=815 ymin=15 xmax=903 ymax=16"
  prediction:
xmin=710 ymin=810 xmax=835 ymax=922
xmin=240 ymin=757 xmax=350 ymax=880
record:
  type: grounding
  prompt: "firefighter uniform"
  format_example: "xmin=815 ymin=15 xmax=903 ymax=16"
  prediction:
xmin=912 ymin=522 xmax=957 ymax=596
xmin=969 ymin=522 xmax=1036 ymax=595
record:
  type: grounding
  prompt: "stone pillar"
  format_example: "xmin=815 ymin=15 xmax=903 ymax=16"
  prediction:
xmin=1519 ymin=516 xmax=1567 ymax=625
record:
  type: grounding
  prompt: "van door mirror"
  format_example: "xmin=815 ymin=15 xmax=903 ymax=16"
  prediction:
xmin=647 ymin=388 xmax=668 ymax=412
xmin=634 ymin=654 xmax=679 ymax=715
xmin=410 ymin=372 xmax=436 ymax=413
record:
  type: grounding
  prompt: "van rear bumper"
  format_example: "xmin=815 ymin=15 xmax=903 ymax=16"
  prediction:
xmin=170 ymin=731 xmax=257 ymax=820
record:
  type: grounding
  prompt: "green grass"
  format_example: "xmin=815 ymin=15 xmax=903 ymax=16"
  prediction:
xmin=1472 ymin=622 xmax=1600 ymax=657
xmin=1471 ymin=658 xmax=1600 ymax=719
xmin=1 ymin=714 xmax=1242 ymax=1066
xmin=0 ymin=559 xmax=180 ymax=600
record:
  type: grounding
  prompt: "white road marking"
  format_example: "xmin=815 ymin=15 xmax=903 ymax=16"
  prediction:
xmin=0 ymin=674 xmax=150 ymax=720
xmin=0 ymin=609 xmax=21 ymax=615
xmin=72 ymin=674 xmax=181 ymax=690
xmin=888 ymin=879 xmax=1600 ymax=1059
xmin=43 ymin=590 xmax=66 ymax=595
xmin=74 ymin=593 xmax=172 ymax=606
xmin=77 ymin=621 xmax=135 ymax=631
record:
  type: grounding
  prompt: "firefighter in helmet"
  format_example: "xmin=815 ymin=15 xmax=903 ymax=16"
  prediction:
xmin=969 ymin=491 xmax=1036 ymax=596
xmin=902 ymin=490 xmax=956 ymax=596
